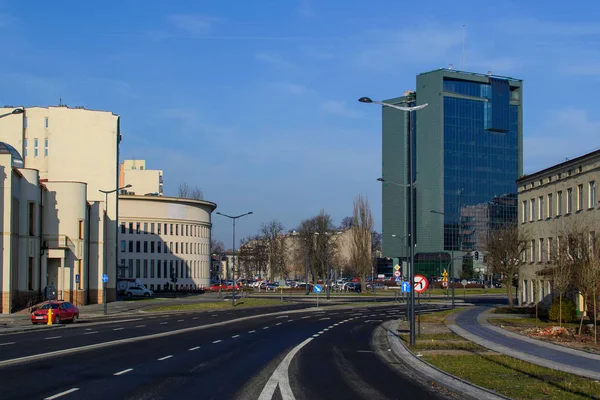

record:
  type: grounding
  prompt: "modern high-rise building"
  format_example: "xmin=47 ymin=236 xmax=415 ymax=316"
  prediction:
xmin=381 ymin=69 xmax=523 ymax=276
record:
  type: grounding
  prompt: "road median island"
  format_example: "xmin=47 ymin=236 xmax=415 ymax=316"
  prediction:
xmin=390 ymin=308 xmax=600 ymax=400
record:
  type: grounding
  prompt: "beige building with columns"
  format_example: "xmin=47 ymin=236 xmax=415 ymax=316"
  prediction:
xmin=517 ymin=149 xmax=600 ymax=308
xmin=0 ymin=105 xmax=120 ymax=313
xmin=118 ymin=195 xmax=216 ymax=291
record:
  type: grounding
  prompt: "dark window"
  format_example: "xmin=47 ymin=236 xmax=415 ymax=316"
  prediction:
xmin=121 ymin=222 xmax=126 ymax=234
xmin=143 ymin=241 xmax=148 ymax=253
xmin=136 ymin=241 xmax=141 ymax=252
xmin=128 ymin=240 xmax=133 ymax=252
xmin=150 ymin=241 xmax=155 ymax=253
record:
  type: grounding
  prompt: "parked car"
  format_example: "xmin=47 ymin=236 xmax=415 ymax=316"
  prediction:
xmin=125 ymin=285 xmax=154 ymax=298
xmin=31 ymin=301 xmax=79 ymax=324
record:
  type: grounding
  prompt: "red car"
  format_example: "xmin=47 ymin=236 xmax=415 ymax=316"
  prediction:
xmin=31 ymin=301 xmax=79 ymax=324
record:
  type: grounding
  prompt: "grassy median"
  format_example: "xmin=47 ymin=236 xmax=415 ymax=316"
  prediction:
xmin=400 ymin=308 xmax=600 ymax=400
xmin=146 ymin=298 xmax=293 ymax=312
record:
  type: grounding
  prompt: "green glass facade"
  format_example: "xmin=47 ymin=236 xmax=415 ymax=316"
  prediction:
xmin=381 ymin=69 xmax=523 ymax=276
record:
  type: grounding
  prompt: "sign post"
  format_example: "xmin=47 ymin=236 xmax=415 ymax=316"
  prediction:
xmin=313 ymin=284 xmax=322 ymax=307
xmin=461 ymin=279 xmax=468 ymax=300
xmin=413 ymin=275 xmax=428 ymax=338
xmin=102 ymin=273 xmax=109 ymax=315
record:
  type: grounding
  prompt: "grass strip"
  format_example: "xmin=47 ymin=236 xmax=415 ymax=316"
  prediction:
xmin=422 ymin=354 xmax=600 ymax=400
xmin=146 ymin=298 xmax=292 ymax=312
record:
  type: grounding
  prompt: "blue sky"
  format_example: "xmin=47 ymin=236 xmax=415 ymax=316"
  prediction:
xmin=1 ymin=0 xmax=600 ymax=245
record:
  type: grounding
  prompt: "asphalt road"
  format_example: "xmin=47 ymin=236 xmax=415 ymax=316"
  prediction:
xmin=0 ymin=304 xmax=450 ymax=400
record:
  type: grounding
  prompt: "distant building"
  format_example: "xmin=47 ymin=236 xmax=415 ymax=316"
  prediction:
xmin=380 ymin=69 xmax=523 ymax=277
xmin=118 ymin=195 xmax=216 ymax=291
xmin=517 ymin=149 xmax=600 ymax=308
xmin=120 ymin=159 xmax=163 ymax=196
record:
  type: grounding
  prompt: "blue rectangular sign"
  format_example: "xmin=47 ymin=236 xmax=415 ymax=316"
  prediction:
xmin=75 ymin=274 xmax=80 ymax=284
xmin=402 ymin=281 xmax=411 ymax=293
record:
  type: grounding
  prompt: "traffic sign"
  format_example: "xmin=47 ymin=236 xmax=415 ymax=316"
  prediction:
xmin=442 ymin=281 xmax=448 ymax=288
xmin=413 ymin=274 xmax=428 ymax=293
xmin=394 ymin=270 xmax=401 ymax=277
xmin=394 ymin=276 xmax=401 ymax=282
xmin=461 ymin=279 xmax=468 ymax=287
xmin=401 ymin=281 xmax=411 ymax=293
xmin=394 ymin=264 xmax=400 ymax=271
xmin=313 ymin=284 xmax=322 ymax=294
xmin=102 ymin=274 xmax=109 ymax=283
xmin=75 ymin=274 xmax=80 ymax=284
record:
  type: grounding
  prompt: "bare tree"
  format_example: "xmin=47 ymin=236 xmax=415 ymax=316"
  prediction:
xmin=210 ymin=239 xmax=225 ymax=255
xmin=237 ymin=235 xmax=269 ymax=280
xmin=350 ymin=194 xmax=373 ymax=293
xmin=339 ymin=216 xmax=353 ymax=230
xmin=178 ymin=183 xmax=204 ymax=200
xmin=294 ymin=211 xmax=338 ymax=283
xmin=484 ymin=224 xmax=529 ymax=308
xmin=261 ymin=220 xmax=288 ymax=280
xmin=548 ymin=233 xmax=577 ymax=327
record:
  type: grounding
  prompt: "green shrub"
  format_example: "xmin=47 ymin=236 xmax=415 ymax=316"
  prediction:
xmin=548 ymin=296 xmax=576 ymax=323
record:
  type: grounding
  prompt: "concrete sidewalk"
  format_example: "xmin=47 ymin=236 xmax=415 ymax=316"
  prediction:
xmin=447 ymin=306 xmax=600 ymax=381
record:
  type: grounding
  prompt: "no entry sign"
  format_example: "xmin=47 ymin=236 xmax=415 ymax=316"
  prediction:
xmin=413 ymin=274 xmax=429 ymax=293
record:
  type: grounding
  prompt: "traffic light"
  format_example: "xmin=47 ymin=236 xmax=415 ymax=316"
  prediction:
xmin=474 ymin=251 xmax=479 ymax=261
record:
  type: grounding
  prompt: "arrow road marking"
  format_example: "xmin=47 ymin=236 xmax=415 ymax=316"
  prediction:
xmin=258 ymin=337 xmax=313 ymax=400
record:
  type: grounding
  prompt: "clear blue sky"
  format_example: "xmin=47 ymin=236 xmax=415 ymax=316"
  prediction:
xmin=1 ymin=0 xmax=599 ymax=246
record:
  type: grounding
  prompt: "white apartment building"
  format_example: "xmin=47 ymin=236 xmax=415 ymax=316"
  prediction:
xmin=0 ymin=105 xmax=121 ymax=312
xmin=517 ymin=149 xmax=600 ymax=308
xmin=119 ymin=159 xmax=163 ymax=196
xmin=118 ymin=195 xmax=216 ymax=291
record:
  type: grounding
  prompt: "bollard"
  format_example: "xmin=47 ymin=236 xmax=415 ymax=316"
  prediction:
xmin=47 ymin=308 xmax=53 ymax=326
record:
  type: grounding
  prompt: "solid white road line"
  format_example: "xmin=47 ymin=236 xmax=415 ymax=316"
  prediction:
xmin=44 ymin=336 xmax=61 ymax=340
xmin=44 ymin=388 xmax=79 ymax=399
xmin=113 ymin=328 xmax=124 ymax=331
xmin=113 ymin=368 xmax=133 ymax=376
xmin=258 ymin=337 xmax=313 ymax=400
xmin=0 ymin=342 xmax=15 ymax=346
xmin=232 ymin=335 xmax=240 ymax=338
xmin=212 ymin=340 xmax=222 ymax=344
xmin=157 ymin=355 xmax=173 ymax=361
xmin=189 ymin=346 xmax=200 ymax=351
xmin=83 ymin=332 xmax=98 ymax=335
xmin=248 ymin=330 xmax=256 ymax=333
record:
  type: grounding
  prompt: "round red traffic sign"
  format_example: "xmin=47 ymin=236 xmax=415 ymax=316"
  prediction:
xmin=413 ymin=274 xmax=429 ymax=293
xmin=394 ymin=270 xmax=401 ymax=277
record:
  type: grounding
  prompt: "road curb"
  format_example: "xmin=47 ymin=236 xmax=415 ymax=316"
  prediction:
xmin=384 ymin=320 xmax=510 ymax=400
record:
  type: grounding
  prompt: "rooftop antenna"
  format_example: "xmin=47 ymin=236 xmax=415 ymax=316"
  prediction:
xmin=461 ymin=24 xmax=466 ymax=70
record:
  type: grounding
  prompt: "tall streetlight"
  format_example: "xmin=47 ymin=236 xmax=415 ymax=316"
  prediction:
xmin=216 ymin=211 xmax=253 ymax=306
xmin=99 ymin=184 xmax=132 ymax=315
xmin=369 ymin=93 xmax=427 ymax=348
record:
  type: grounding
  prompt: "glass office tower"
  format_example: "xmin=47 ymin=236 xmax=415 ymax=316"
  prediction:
xmin=381 ymin=69 xmax=523 ymax=276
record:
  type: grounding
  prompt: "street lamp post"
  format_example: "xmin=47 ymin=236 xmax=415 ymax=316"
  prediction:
xmin=98 ymin=184 xmax=132 ymax=315
xmin=216 ymin=211 xmax=253 ymax=306
xmin=369 ymin=94 xmax=429 ymax=347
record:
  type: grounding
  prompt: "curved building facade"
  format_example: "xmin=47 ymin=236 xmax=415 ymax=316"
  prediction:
xmin=118 ymin=195 xmax=217 ymax=291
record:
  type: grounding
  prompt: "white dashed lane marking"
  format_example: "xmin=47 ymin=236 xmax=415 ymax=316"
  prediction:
xmin=113 ymin=328 xmax=124 ymax=331
xmin=160 ymin=322 xmax=168 ymax=325
xmin=44 ymin=336 xmax=62 ymax=340
xmin=248 ymin=330 xmax=256 ymax=333
xmin=113 ymin=368 xmax=133 ymax=376
xmin=44 ymin=388 xmax=79 ymax=399
xmin=158 ymin=355 xmax=173 ymax=361
xmin=0 ymin=342 xmax=15 ymax=346
xmin=189 ymin=346 xmax=200 ymax=351
xmin=177 ymin=320 xmax=184 ymax=322
xmin=263 ymin=327 xmax=269 ymax=330
xmin=212 ymin=340 xmax=222 ymax=344
xmin=135 ymin=325 xmax=146 ymax=328
xmin=301 ymin=316 xmax=311 ymax=319
xmin=276 ymin=315 xmax=288 ymax=319
xmin=192 ymin=317 xmax=199 ymax=320
xmin=319 ymin=317 xmax=330 ymax=320
xmin=83 ymin=331 xmax=98 ymax=335
xmin=232 ymin=335 xmax=240 ymax=338
xmin=275 ymin=323 xmax=282 ymax=326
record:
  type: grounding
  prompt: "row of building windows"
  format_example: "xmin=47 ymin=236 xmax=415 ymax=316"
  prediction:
xmin=23 ymin=138 xmax=49 ymax=158
xmin=521 ymin=181 xmax=597 ymax=223
xmin=120 ymin=221 xmax=209 ymax=238
xmin=524 ymin=232 xmax=596 ymax=263
xmin=118 ymin=258 xmax=209 ymax=280
xmin=119 ymin=240 xmax=209 ymax=255
xmin=22 ymin=117 xmax=50 ymax=129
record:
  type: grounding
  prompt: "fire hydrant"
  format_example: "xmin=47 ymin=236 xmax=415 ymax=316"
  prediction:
xmin=47 ymin=308 xmax=53 ymax=326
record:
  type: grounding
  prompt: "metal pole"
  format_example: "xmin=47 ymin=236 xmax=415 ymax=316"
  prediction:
xmin=104 ymin=191 xmax=108 ymax=316
xmin=408 ymin=109 xmax=416 ymax=347
xmin=305 ymin=245 xmax=309 ymax=295
xmin=232 ymin=218 xmax=236 ymax=307
xmin=326 ymin=244 xmax=330 ymax=300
